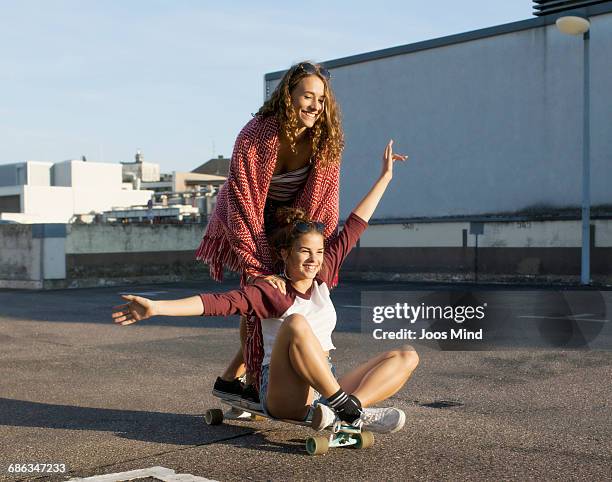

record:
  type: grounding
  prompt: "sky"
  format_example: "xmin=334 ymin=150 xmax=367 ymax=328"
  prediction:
xmin=0 ymin=0 xmax=535 ymax=173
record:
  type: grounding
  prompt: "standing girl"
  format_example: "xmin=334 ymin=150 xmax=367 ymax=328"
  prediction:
xmin=195 ymin=62 xmax=344 ymax=402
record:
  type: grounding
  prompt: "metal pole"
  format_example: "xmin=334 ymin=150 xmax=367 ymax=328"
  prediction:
xmin=474 ymin=234 xmax=479 ymax=283
xmin=581 ymin=31 xmax=591 ymax=285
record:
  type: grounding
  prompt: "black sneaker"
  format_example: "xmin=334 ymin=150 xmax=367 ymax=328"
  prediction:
xmin=240 ymin=384 xmax=261 ymax=410
xmin=212 ymin=376 xmax=244 ymax=402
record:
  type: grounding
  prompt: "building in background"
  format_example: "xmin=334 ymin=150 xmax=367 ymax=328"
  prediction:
xmin=0 ymin=151 xmax=229 ymax=225
xmin=265 ymin=3 xmax=612 ymax=221
xmin=118 ymin=151 xmax=227 ymax=223
xmin=192 ymin=155 xmax=230 ymax=177
xmin=121 ymin=150 xmax=161 ymax=189
xmin=263 ymin=2 xmax=612 ymax=283
xmin=0 ymin=159 xmax=154 ymax=224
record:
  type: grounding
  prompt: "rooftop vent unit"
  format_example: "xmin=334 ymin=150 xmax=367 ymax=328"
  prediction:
xmin=533 ymin=0 xmax=609 ymax=16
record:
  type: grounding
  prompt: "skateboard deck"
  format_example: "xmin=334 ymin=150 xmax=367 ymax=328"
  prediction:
xmin=205 ymin=393 xmax=374 ymax=455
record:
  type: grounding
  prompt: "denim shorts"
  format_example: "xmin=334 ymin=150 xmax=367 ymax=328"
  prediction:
xmin=259 ymin=357 xmax=337 ymax=418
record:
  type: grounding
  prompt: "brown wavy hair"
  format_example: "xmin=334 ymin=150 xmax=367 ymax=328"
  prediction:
xmin=268 ymin=207 xmax=323 ymax=262
xmin=256 ymin=62 xmax=344 ymax=168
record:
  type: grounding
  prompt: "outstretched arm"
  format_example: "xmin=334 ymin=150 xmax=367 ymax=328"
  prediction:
xmin=112 ymin=295 xmax=204 ymax=325
xmin=352 ymin=140 xmax=407 ymax=222
xmin=112 ymin=284 xmax=275 ymax=326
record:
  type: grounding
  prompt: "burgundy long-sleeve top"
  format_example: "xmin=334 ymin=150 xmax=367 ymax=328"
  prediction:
xmin=199 ymin=213 xmax=367 ymax=368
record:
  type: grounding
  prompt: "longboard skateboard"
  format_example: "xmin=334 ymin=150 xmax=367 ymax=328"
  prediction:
xmin=205 ymin=394 xmax=374 ymax=455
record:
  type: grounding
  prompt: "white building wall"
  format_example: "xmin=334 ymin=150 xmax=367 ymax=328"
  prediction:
xmin=333 ymin=20 xmax=610 ymax=219
xmin=0 ymin=185 xmax=153 ymax=223
xmin=53 ymin=160 xmax=121 ymax=188
xmin=73 ymin=160 xmax=121 ymax=187
xmin=22 ymin=185 xmax=75 ymax=223
xmin=27 ymin=162 xmax=53 ymax=186
xmin=71 ymin=187 xmax=152 ymax=215
xmin=265 ymin=12 xmax=612 ymax=220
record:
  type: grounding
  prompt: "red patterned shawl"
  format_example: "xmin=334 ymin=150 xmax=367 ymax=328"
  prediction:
xmin=195 ymin=114 xmax=340 ymax=281
xmin=195 ymin=114 xmax=341 ymax=389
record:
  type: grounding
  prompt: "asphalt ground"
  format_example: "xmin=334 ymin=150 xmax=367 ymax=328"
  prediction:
xmin=0 ymin=280 xmax=611 ymax=481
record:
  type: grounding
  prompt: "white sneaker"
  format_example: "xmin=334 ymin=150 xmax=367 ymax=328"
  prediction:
xmin=352 ymin=407 xmax=406 ymax=433
xmin=311 ymin=403 xmax=337 ymax=431
xmin=223 ymin=406 xmax=252 ymax=420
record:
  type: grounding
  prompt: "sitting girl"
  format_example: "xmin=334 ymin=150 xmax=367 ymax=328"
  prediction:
xmin=112 ymin=140 xmax=419 ymax=433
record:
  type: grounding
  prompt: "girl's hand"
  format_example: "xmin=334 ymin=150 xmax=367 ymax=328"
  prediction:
xmin=260 ymin=274 xmax=287 ymax=295
xmin=381 ymin=139 xmax=408 ymax=178
xmin=112 ymin=295 xmax=156 ymax=326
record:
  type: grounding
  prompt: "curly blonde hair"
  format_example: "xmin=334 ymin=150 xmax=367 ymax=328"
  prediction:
xmin=257 ymin=62 xmax=344 ymax=168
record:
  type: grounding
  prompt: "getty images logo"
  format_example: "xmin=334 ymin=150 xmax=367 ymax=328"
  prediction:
xmin=372 ymin=302 xmax=487 ymax=324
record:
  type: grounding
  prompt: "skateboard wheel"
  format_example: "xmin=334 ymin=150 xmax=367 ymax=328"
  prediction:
xmin=305 ymin=436 xmax=329 ymax=455
xmin=354 ymin=431 xmax=374 ymax=449
xmin=205 ymin=408 xmax=224 ymax=425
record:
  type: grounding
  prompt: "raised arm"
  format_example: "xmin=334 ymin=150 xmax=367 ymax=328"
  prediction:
xmin=352 ymin=140 xmax=407 ymax=222
xmin=318 ymin=140 xmax=407 ymax=285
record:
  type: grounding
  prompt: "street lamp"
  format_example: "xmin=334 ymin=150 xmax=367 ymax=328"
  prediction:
xmin=555 ymin=15 xmax=591 ymax=285
xmin=556 ymin=16 xmax=590 ymax=35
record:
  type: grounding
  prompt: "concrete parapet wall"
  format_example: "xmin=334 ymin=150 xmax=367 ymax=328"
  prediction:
xmin=66 ymin=250 xmax=208 ymax=279
xmin=350 ymin=219 xmax=612 ymax=284
xmin=1 ymin=219 xmax=611 ymax=289
xmin=65 ymin=223 xmax=205 ymax=254
xmin=0 ymin=224 xmax=40 ymax=282
xmin=362 ymin=219 xmax=612 ymax=248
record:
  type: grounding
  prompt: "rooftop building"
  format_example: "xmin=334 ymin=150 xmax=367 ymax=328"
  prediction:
xmin=0 ymin=159 xmax=153 ymax=224
xmin=121 ymin=150 xmax=161 ymax=186
xmin=191 ymin=155 xmax=230 ymax=177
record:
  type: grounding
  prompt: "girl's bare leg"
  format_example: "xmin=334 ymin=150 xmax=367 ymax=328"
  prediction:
xmin=265 ymin=314 xmax=340 ymax=420
xmin=220 ymin=316 xmax=247 ymax=381
xmin=337 ymin=345 xmax=419 ymax=407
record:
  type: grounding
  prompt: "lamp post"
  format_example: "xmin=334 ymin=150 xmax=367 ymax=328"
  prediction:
xmin=555 ymin=15 xmax=591 ymax=285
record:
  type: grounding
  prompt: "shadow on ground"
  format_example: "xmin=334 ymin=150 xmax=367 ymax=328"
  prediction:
xmin=0 ymin=398 xmax=318 ymax=454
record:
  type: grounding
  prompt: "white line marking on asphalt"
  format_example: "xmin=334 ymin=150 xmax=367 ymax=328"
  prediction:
xmin=518 ymin=315 xmax=609 ymax=323
xmin=68 ymin=465 xmax=217 ymax=482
